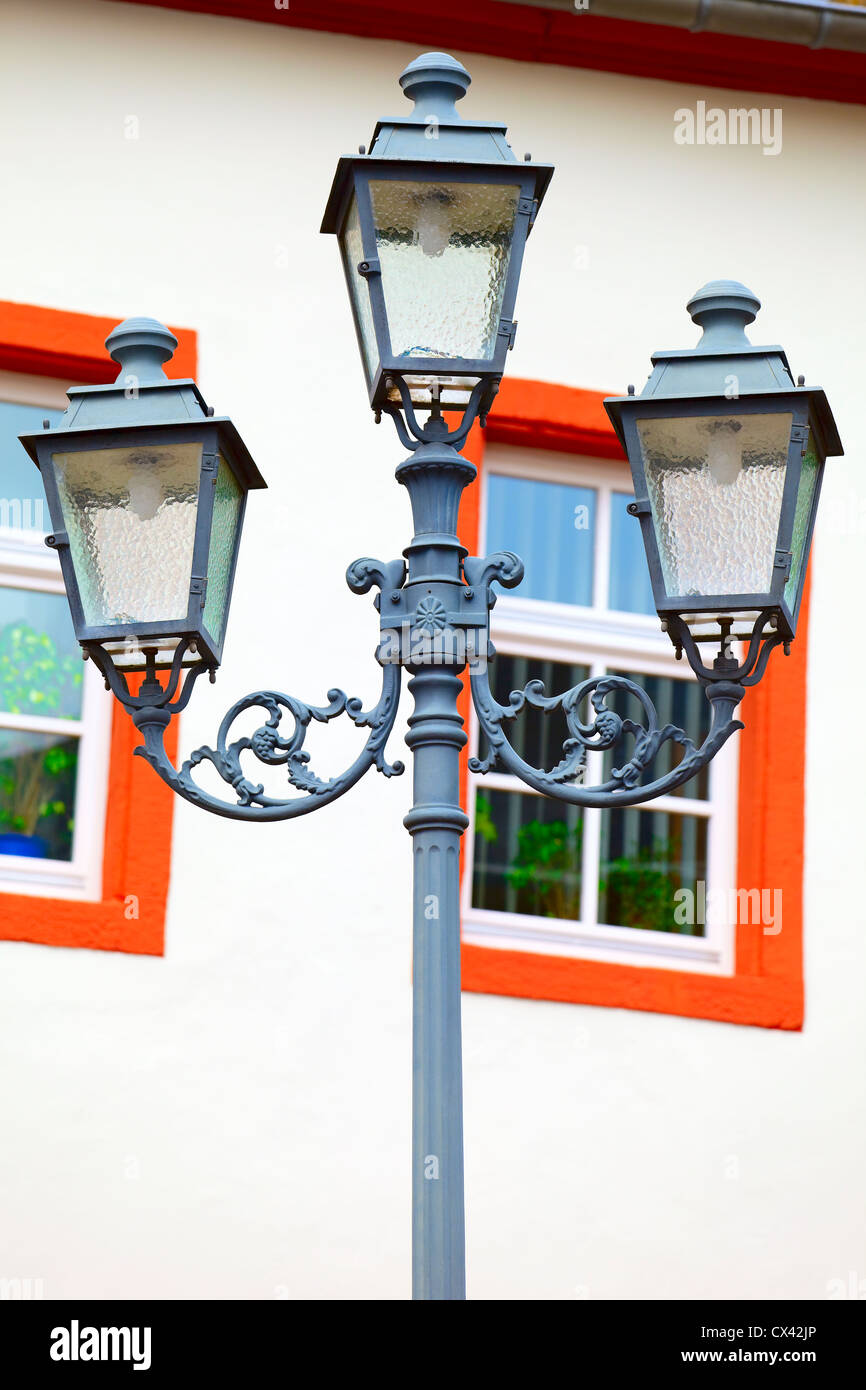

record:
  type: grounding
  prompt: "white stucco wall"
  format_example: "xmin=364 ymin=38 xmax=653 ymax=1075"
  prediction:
xmin=0 ymin=0 xmax=863 ymax=1299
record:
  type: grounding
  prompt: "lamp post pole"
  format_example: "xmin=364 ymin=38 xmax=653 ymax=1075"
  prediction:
xmin=400 ymin=423 xmax=476 ymax=1300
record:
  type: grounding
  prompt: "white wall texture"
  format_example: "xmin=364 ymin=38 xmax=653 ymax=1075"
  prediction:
xmin=0 ymin=0 xmax=864 ymax=1299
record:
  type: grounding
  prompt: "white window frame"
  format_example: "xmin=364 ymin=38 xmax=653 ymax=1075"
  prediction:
xmin=0 ymin=371 xmax=111 ymax=901
xmin=461 ymin=444 xmax=739 ymax=976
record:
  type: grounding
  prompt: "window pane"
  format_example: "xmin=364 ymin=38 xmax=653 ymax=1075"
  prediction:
xmin=0 ymin=400 xmax=62 ymax=531
xmin=0 ymin=729 xmax=78 ymax=862
xmin=609 ymin=491 xmax=655 ymax=615
xmin=0 ymin=587 xmax=83 ymax=719
xmin=472 ymin=787 xmax=583 ymax=920
xmin=486 ymin=474 xmax=596 ymax=606
xmin=598 ymin=808 xmax=707 ymax=936
xmin=602 ymin=669 xmax=711 ymax=800
xmin=485 ymin=652 xmax=590 ymax=770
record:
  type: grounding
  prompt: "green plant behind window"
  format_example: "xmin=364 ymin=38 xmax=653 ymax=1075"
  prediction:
xmin=0 ymin=621 xmax=81 ymax=854
xmin=0 ymin=620 xmax=82 ymax=716
xmin=601 ymin=841 xmax=682 ymax=933
xmin=507 ymin=816 xmax=583 ymax=920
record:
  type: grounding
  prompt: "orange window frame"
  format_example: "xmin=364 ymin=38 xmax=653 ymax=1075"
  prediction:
xmin=0 ymin=300 xmax=196 ymax=955
xmin=457 ymin=378 xmax=806 ymax=1030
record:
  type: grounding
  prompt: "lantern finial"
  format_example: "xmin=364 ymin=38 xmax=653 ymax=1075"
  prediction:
xmin=686 ymin=280 xmax=761 ymax=351
xmin=398 ymin=52 xmax=471 ymax=120
xmin=104 ymin=317 xmax=179 ymax=384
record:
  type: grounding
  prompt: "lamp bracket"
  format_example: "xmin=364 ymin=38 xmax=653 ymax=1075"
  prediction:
xmin=468 ymin=649 xmax=746 ymax=808
xmin=382 ymin=373 xmax=499 ymax=450
xmin=85 ymin=570 xmax=406 ymax=823
xmin=463 ymin=557 xmax=790 ymax=807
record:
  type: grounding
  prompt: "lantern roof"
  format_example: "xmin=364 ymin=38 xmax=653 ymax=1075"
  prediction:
xmin=18 ymin=317 xmax=266 ymax=491
xmin=320 ymin=51 xmax=553 ymax=234
xmin=605 ymin=281 xmax=843 ymax=458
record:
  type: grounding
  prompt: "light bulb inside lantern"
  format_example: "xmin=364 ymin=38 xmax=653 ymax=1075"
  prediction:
xmin=127 ymin=460 xmax=164 ymax=522
xmin=415 ymin=197 xmax=452 ymax=258
xmin=706 ymin=420 xmax=743 ymax=486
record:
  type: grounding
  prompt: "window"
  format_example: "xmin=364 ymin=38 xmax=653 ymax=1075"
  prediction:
xmin=462 ymin=444 xmax=739 ymax=974
xmin=0 ymin=379 xmax=111 ymax=899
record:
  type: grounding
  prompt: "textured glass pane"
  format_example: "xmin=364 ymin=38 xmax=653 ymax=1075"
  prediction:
xmin=340 ymin=194 xmax=378 ymax=384
xmin=203 ymin=456 xmax=242 ymax=644
xmin=785 ymin=433 xmax=820 ymax=609
xmin=472 ymin=787 xmax=583 ymax=920
xmin=598 ymin=808 xmax=707 ymax=935
xmin=638 ymin=413 xmax=792 ymax=597
xmin=602 ymin=669 xmax=711 ymax=800
xmin=0 ymin=587 xmax=82 ymax=718
xmin=0 ymin=729 xmax=78 ymax=862
xmin=609 ymin=491 xmax=655 ymax=615
xmin=53 ymin=441 xmax=202 ymax=626
xmin=370 ymin=180 xmax=519 ymax=362
xmin=486 ymin=474 xmax=596 ymax=605
xmin=0 ymin=400 xmax=62 ymax=532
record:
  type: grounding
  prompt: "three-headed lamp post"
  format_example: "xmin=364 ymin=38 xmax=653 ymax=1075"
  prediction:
xmin=19 ymin=53 xmax=842 ymax=1301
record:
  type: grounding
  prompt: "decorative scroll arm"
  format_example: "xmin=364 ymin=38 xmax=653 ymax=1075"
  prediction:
xmin=92 ymin=556 xmax=407 ymax=822
xmin=469 ymin=665 xmax=745 ymax=809
xmin=132 ymin=660 xmax=404 ymax=822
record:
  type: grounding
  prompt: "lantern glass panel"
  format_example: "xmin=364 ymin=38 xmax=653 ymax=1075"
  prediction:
xmin=636 ymin=413 xmax=792 ymax=598
xmin=340 ymin=194 xmax=378 ymax=384
xmin=52 ymin=441 xmax=202 ymax=626
xmin=369 ymin=179 xmax=520 ymax=362
xmin=203 ymin=455 xmax=243 ymax=644
xmin=785 ymin=433 xmax=820 ymax=609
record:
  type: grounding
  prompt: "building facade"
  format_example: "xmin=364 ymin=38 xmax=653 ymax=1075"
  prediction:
xmin=0 ymin=0 xmax=864 ymax=1299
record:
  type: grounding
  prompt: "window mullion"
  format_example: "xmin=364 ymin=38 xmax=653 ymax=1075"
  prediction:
xmin=593 ymin=483 xmax=611 ymax=611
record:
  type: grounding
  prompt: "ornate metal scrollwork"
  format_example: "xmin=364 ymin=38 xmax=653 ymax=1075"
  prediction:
xmin=132 ymin=663 xmax=404 ymax=821
xmin=469 ymin=665 xmax=745 ymax=808
xmin=463 ymin=550 xmax=773 ymax=808
xmin=86 ymin=559 xmax=406 ymax=822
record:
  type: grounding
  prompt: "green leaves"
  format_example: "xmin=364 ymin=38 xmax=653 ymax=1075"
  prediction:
xmin=0 ymin=620 xmax=82 ymax=718
xmin=602 ymin=843 xmax=678 ymax=932
xmin=498 ymin=811 xmax=681 ymax=931
xmin=474 ymin=796 xmax=499 ymax=845
xmin=507 ymin=816 xmax=583 ymax=919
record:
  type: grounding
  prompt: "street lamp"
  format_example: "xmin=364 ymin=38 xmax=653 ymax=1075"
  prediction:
xmin=20 ymin=54 xmax=842 ymax=1302
xmin=19 ymin=317 xmax=265 ymax=702
xmin=605 ymin=280 xmax=842 ymax=664
xmin=321 ymin=50 xmax=552 ymax=419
